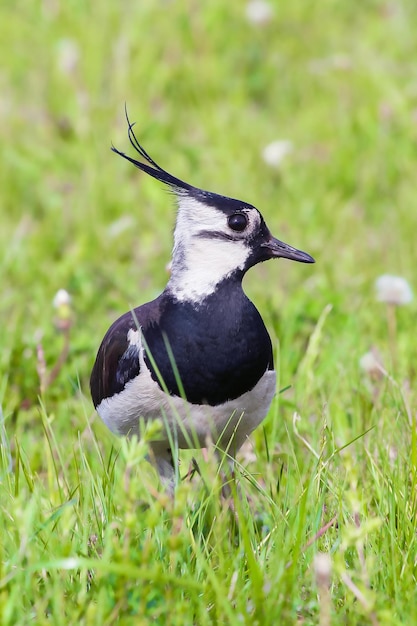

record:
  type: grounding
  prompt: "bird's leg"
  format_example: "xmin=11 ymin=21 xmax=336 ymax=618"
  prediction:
xmin=149 ymin=445 xmax=177 ymax=496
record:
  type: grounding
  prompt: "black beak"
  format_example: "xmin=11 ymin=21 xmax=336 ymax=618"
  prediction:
xmin=261 ymin=235 xmax=315 ymax=264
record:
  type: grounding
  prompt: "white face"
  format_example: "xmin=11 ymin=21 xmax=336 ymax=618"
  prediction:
xmin=167 ymin=195 xmax=261 ymax=303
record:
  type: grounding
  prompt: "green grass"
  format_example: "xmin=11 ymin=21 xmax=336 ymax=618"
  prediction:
xmin=1 ymin=0 xmax=417 ymax=623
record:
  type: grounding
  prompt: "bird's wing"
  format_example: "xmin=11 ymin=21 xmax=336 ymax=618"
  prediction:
xmin=90 ymin=295 xmax=165 ymax=408
xmin=90 ymin=311 xmax=141 ymax=408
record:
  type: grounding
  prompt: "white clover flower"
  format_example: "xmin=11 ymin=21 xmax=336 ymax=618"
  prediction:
xmin=314 ymin=552 xmax=332 ymax=587
xmin=56 ymin=38 xmax=79 ymax=75
xmin=53 ymin=289 xmax=72 ymax=308
xmin=245 ymin=1 xmax=273 ymax=25
xmin=53 ymin=289 xmax=73 ymax=331
xmin=261 ymin=140 xmax=293 ymax=168
xmin=359 ymin=349 xmax=384 ymax=380
xmin=107 ymin=215 xmax=135 ymax=238
xmin=375 ymin=274 xmax=413 ymax=306
xmin=330 ymin=53 xmax=351 ymax=70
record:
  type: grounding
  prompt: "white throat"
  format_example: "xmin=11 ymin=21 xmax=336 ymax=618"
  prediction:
xmin=167 ymin=196 xmax=250 ymax=303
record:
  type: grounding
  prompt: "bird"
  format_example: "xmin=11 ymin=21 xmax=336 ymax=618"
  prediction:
xmin=90 ymin=114 xmax=315 ymax=492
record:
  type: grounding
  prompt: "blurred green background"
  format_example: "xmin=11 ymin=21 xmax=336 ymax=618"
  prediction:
xmin=2 ymin=0 xmax=416 ymax=408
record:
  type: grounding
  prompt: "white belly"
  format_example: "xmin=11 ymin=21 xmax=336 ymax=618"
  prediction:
xmin=97 ymin=348 xmax=276 ymax=454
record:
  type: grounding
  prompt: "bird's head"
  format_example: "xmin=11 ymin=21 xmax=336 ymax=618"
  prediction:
xmin=112 ymin=113 xmax=314 ymax=304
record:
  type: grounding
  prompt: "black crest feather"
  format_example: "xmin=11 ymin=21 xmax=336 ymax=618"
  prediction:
xmin=111 ymin=107 xmax=192 ymax=193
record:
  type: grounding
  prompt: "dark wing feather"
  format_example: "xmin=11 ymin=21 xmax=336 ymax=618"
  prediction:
xmin=90 ymin=312 xmax=140 ymax=407
xmin=90 ymin=296 xmax=165 ymax=407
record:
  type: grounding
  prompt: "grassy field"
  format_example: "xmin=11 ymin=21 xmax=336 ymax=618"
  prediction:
xmin=1 ymin=1 xmax=417 ymax=624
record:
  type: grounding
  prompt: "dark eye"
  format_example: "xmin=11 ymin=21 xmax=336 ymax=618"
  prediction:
xmin=228 ymin=213 xmax=248 ymax=232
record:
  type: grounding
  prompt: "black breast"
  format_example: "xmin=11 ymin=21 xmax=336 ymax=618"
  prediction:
xmin=90 ymin=280 xmax=274 ymax=408
xmin=143 ymin=280 xmax=273 ymax=406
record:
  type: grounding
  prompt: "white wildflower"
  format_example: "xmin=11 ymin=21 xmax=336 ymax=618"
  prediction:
xmin=245 ymin=1 xmax=273 ymax=25
xmin=308 ymin=53 xmax=351 ymax=75
xmin=56 ymin=38 xmax=79 ymax=75
xmin=314 ymin=552 xmax=332 ymax=587
xmin=314 ymin=552 xmax=332 ymax=626
xmin=53 ymin=289 xmax=73 ymax=331
xmin=359 ymin=348 xmax=384 ymax=380
xmin=107 ymin=215 xmax=135 ymax=238
xmin=330 ymin=53 xmax=351 ymax=70
xmin=53 ymin=289 xmax=71 ymax=308
xmin=261 ymin=140 xmax=293 ymax=168
xmin=375 ymin=274 xmax=413 ymax=306
xmin=388 ymin=445 xmax=398 ymax=464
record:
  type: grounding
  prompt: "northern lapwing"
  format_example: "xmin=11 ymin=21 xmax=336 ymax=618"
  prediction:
xmin=90 ymin=115 xmax=315 ymax=491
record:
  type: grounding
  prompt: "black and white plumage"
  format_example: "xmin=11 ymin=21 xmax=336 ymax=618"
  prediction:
xmin=90 ymin=116 xmax=314 ymax=490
